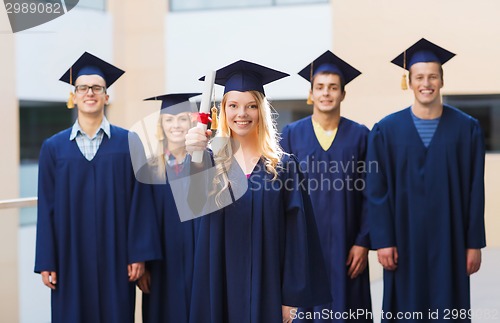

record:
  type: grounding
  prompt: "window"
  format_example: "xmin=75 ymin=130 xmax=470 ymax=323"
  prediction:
xmin=169 ymin=0 xmax=328 ymax=12
xmin=68 ymin=0 xmax=106 ymax=11
xmin=271 ymin=99 xmax=311 ymax=131
xmin=444 ymin=94 xmax=500 ymax=152
xmin=20 ymin=101 xmax=75 ymax=162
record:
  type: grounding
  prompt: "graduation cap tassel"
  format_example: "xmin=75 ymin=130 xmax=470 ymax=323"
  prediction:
xmin=210 ymin=106 xmax=218 ymax=130
xmin=401 ymin=51 xmax=408 ymax=90
xmin=67 ymin=92 xmax=75 ymax=109
xmin=401 ymin=74 xmax=408 ymax=90
xmin=210 ymin=89 xmax=218 ymax=130
xmin=67 ymin=67 xmax=75 ymax=109
xmin=306 ymin=93 xmax=313 ymax=105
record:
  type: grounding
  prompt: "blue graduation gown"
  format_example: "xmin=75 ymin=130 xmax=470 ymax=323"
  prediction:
xmin=188 ymin=154 xmax=332 ymax=323
xmin=366 ymin=105 xmax=486 ymax=322
xmin=281 ymin=117 xmax=373 ymax=322
xmin=35 ymin=126 xmax=162 ymax=323
xmin=140 ymin=162 xmax=199 ymax=323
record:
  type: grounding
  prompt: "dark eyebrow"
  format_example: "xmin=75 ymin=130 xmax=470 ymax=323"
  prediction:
xmin=314 ymin=82 xmax=339 ymax=87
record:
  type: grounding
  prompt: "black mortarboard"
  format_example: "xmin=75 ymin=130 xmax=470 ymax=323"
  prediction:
xmin=391 ymin=38 xmax=455 ymax=90
xmin=391 ymin=38 xmax=456 ymax=71
xmin=59 ymin=51 xmax=125 ymax=87
xmin=298 ymin=50 xmax=361 ymax=85
xmin=144 ymin=93 xmax=201 ymax=115
xmin=200 ymin=60 xmax=289 ymax=95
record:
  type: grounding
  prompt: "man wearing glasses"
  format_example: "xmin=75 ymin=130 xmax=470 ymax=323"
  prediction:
xmin=34 ymin=52 xmax=160 ymax=323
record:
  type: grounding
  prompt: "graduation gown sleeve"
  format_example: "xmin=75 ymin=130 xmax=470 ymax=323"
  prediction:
xmin=281 ymin=155 xmax=332 ymax=307
xmin=354 ymin=129 xmax=371 ymax=249
xmin=128 ymin=132 xmax=162 ymax=264
xmin=280 ymin=124 xmax=292 ymax=153
xmin=128 ymin=176 xmax=162 ymax=264
xmin=466 ymin=120 xmax=486 ymax=248
xmin=366 ymin=123 xmax=396 ymax=249
xmin=34 ymin=139 xmax=57 ymax=273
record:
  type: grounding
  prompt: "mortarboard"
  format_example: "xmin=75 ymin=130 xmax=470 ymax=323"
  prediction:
xmin=59 ymin=52 xmax=125 ymax=108
xmin=391 ymin=38 xmax=456 ymax=90
xmin=60 ymin=52 xmax=125 ymax=87
xmin=144 ymin=93 xmax=201 ymax=115
xmin=298 ymin=50 xmax=361 ymax=104
xmin=200 ymin=60 xmax=289 ymax=95
xmin=298 ymin=50 xmax=361 ymax=85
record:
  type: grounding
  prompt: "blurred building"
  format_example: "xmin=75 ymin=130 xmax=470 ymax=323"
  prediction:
xmin=1 ymin=0 xmax=499 ymax=321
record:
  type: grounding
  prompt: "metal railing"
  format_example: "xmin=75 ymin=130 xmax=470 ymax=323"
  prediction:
xmin=0 ymin=197 xmax=37 ymax=210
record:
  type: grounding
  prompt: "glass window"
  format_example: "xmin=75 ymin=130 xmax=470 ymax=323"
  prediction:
xmin=276 ymin=0 xmax=327 ymax=4
xmin=169 ymin=0 xmax=328 ymax=11
xmin=271 ymin=99 xmax=311 ymax=131
xmin=67 ymin=0 xmax=106 ymax=11
xmin=20 ymin=101 xmax=75 ymax=162
xmin=444 ymin=94 xmax=500 ymax=152
xmin=170 ymin=0 xmax=269 ymax=11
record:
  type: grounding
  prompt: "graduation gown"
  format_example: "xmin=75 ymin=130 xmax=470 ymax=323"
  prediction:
xmin=35 ymin=126 xmax=161 ymax=323
xmin=281 ymin=117 xmax=373 ymax=322
xmin=140 ymin=161 xmax=199 ymax=323
xmin=366 ymin=105 xmax=486 ymax=322
xmin=188 ymin=154 xmax=332 ymax=323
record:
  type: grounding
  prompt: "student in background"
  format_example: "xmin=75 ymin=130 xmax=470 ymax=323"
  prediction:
xmin=366 ymin=38 xmax=486 ymax=322
xmin=281 ymin=50 xmax=372 ymax=322
xmin=137 ymin=93 xmax=201 ymax=323
xmin=35 ymin=52 xmax=161 ymax=323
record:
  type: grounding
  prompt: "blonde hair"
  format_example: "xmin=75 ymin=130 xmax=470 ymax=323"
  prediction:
xmin=211 ymin=91 xmax=283 ymax=205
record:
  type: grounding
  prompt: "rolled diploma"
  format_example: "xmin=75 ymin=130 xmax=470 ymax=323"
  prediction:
xmin=192 ymin=70 xmax=216 ymax=163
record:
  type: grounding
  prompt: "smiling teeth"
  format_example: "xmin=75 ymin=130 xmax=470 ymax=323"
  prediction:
xmin=236 ymin=121 xmax=249 ymax=125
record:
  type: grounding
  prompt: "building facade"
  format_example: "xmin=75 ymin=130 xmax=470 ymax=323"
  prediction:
xmin=1 ymin=0 xmax=499 ymax=321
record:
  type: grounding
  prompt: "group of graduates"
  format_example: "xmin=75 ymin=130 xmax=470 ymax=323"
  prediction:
xmin=35 ymin=37 xmax=486 ymax=323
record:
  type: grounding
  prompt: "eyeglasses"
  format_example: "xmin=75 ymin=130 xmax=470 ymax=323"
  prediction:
xmin=74 ymin=85 xmax=107 ymax=95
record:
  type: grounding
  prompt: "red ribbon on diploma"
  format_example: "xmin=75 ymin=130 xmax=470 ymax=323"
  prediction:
xmin=197 ymin=112 xmax=211 ymax=125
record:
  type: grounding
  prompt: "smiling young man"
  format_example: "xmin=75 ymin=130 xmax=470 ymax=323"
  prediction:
xmin=34 ymin=52 xmax=161 ymax=323
xmin=366 ymin=39 xmax=486 ymax=323
xmin=280 ymin=51 xmax=372 ymax=323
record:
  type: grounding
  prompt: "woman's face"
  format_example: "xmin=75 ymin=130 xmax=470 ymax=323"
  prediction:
xmin=224 ymin=91 xmax=259 ymax=140
xmin=161 ymin=112 xmax=192 ymax=145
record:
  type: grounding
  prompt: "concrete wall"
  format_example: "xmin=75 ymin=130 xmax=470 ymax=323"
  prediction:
xmin=0 ymin=8 xmax=20 ymax=323
xmin=107 ymin=0 xmax=167 ymax=129
xmin=485 ymin=154 xmax=500 ymax=246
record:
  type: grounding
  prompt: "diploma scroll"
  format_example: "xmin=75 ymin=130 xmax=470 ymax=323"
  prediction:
xmin=192 ymin=70 xmax=216 ymax=163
